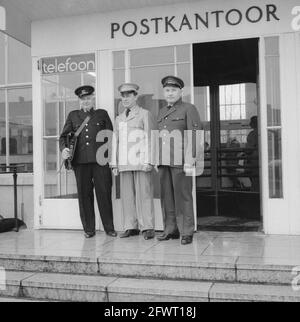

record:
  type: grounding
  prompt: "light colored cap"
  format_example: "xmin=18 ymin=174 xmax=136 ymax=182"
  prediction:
xmin=118 ymin=83 xmax=139 ymax=93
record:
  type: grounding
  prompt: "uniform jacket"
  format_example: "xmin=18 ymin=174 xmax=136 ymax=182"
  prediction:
xmin=59 ymin=108 xmax=113 ymax=165
xmin=157 ymin=98 xmax=204 ymax=169
xmin=111 ymin=105 xmax=157 ymax=172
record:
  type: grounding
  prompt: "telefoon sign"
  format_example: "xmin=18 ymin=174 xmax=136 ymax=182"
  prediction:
xmin=40 ymin=53 xmax=95 ymax=75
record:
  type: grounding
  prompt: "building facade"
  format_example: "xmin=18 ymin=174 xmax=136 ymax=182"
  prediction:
xmin=1 ymin=0 xmax=300 ymax=235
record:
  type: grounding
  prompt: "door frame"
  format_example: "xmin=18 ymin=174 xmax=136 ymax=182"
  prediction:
xmin=33 ymin=38 xmax=267 ymax=233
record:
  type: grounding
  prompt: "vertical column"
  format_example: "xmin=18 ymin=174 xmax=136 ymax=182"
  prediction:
xmin=32 ymin=56 xmax=43 ymax=229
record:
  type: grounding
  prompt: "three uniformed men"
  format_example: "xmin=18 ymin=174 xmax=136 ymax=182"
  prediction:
xmin=60 ymin=76 xmax=202 ymax=245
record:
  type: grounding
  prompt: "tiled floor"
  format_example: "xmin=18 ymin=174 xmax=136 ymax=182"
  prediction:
xmin=0 ymin=229 xmax=300 ymax=265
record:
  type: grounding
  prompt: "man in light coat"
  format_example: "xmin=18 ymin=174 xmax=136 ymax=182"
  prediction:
xmin=111 ymin=83 xmax=156 ymax=240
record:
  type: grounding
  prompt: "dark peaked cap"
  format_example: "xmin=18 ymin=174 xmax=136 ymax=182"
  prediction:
xmin=75 ymin=85 xmax=95 ymax=98
xmin=161 ymin=76 xmax=184 ymax=89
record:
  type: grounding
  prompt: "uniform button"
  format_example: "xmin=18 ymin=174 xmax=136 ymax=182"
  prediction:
xmin=85 ymin=124 xmax=88 ymax=127
xmin=164 ymin=126 xmax=167 ymax=129
xmin=86 ymin=129 xmax=88 ymax=132
xmin=163 ymin=142 xmax=166 ymax=145
xmin=86 ymin=135 xmax=89 ymax=138
xmin=86 ymin=142 xmax=90 ymax=146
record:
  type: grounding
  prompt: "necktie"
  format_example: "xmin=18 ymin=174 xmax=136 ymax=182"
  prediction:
xmin=126 ymin=108 xmax=131 ymax=117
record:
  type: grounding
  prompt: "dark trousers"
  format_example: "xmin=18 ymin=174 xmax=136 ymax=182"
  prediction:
xmin=159 ymin=166 xmax=194 ymax=236
xmin=74 ymin=163 xmax=114 ymax=234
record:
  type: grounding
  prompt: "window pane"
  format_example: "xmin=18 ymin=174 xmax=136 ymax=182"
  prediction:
xmin=8 ymin=36 xmax=32 ymax=83
xmin=268 ymin=129 xmax=283 ymax=198
xmin=0 ymin=33 xmax=5 ymax=84
xmin=0 ymin=90 xmax=6 ymax=170
xmin=265 ymin=37 xmax=279 ymax=56
xmin=113 ymin=51 xmax=125 ymax=69
xmin=42 ymin=67 xmax=95 ymax=198
xmin=176 ymin=45 xmax=190 ymax=62
xmin=113 ymin=69 xmax=125 ymax=116
xmin=131 ymin=64 xmax=174 ymax=199
xmin=44 ymin=138 xmax=77 ymax=199
xmin=131 ymin=65 xmax=174 ymax=117
xmin=177 ymin=63 xmax=191 ymax=103
xmin=113 ymin=67 xmax=125 ymax=199
xmin=130 ymin=46 xmax=174 ymax=67
xmin=265 ymin=36 xmax=283 ymax=198
xmin=265 ymin=56 xmax=281 ymax=126
xmin=8 ymin=88 xmax=33 ymax=172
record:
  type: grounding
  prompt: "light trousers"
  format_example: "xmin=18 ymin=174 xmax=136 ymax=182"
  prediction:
xmin=120 ymin=171 xmax=155 ymax=231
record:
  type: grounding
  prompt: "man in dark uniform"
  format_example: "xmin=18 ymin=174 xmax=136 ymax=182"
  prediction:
xmin=60 ymin=85 xmax=117 ymax=238
xmin=156 ymin=76 xmax=202 ymax=245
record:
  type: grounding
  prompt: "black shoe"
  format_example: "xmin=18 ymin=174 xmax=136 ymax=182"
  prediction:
xmin=181 ymin=235 xmax=193 ymax=245
xmin=120 ymin=229 xmax=140 ymax=238
xmin=157 ymin=231 xmax=180 ymax=241
xmin=84 ymin=232 xmax=95 ymax=238
xmin=106 ymin=230 xmax=117 ymax=237
xmin=142 ymin=230 xmax=155 ymax=240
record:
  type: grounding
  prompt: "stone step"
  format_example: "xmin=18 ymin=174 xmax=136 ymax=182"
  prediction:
xmin=1 ymin=271 xmax=300 ymax=302
xmin=0 ymin=297 xmax=47 ymax=302
xmin=0 ymin=253 xmax=298 ymax=286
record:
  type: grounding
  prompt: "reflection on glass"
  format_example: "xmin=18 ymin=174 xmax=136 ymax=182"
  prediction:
xmin=194 ymin=86 xmax=211 ymax=189
xmin=195 ymin=83 xmax=259 ymax=192
xmin=113 ymin=69 xmax=125 ymax=116
xmin=265 ymin=36 xmax=283 ymax=198
xmin=0 ymin=33 xmax=5 ymax=84
xmin=219 ymin=83 xmax=258 ymax=191
xmin=8 ymin=88 xmax=33 ymax=172
xmin=113 ymin=51 xmax=125 ymax=69
xmin=268 ymin=129 xmax=283 ymax=198
xmin=112 ymin=54 xmax=125 ymax=199
xmin=130 ymin=46 xmax=174 ymax=67
xmin=44 ymin=139 xmax=77 ymax=199
xmin=42 ymin=69 xmax=95 ymax=199
xmin=8 ymin=36 xmax=32 ymax=83
xmin=128 ymin=45 xmax=192 ymax=199
xmin=131 ymin=65 xmax=174 ymax=118
xmin=177 ymin=63 xmax=191 ymax=102
xmin=219 ymin=84 xmax=246 ymax=120
xmin=265 ymin=58 xmax=281 ymax=126
xmin=176 ymin=45 xmax=190 ymax=62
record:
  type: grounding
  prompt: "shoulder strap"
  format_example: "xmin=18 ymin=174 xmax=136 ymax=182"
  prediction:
xmin=74 ymin=115 xmax=91 ymax=137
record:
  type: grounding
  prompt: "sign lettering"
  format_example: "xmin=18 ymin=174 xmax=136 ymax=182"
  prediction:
xmin=40 ymin=53 xmax=95 ymax=75
xmin=111 ymin=4 xmax=280 ymax=38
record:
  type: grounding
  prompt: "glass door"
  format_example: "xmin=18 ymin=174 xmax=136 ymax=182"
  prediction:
xmin=193 ymin=38 xmax=261 ymax=227
xmin=195 ymin=83 xmax=260 ymax=220
xmin=41 ymin=62 xmax=96 ymax=228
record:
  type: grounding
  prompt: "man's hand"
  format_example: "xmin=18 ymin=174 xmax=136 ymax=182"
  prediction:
xmin=142 ymin=164 xmax=153 ymax=172
xmin=112 ymin=168 xmax=119 ymax=176
xmin=62 ymin=148 xmax=70 ymax=160
xmin=183 ymin=163 xmax=195 ymax=176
